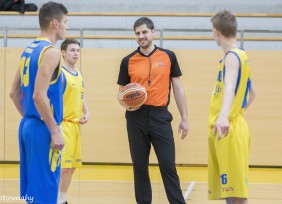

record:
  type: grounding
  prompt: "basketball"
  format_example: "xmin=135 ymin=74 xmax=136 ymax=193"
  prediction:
xmin=120 ymin=83 xmax=147 ymax=108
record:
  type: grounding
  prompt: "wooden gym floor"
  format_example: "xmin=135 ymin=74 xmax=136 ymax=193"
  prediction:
xmin=0 ymin=164 xmax=281 ymax=203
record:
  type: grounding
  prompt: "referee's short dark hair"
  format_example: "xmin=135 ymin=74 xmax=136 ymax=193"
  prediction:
xmin=133 ymin=17 xmax=154 ymax=31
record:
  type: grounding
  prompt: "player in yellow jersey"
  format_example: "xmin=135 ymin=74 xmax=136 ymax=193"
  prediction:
xmin=57 ymin=39 xmax=90 ymax=204
xmin=208 ymin=10 xmax=256 ymax=204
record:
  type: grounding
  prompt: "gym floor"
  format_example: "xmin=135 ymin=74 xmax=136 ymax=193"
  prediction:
xmin=0 ymin=164 xmax=281 ymax=203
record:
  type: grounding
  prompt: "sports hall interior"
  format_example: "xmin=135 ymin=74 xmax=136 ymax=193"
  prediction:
xmin=0 ymin=0 xmax=282 ymax=203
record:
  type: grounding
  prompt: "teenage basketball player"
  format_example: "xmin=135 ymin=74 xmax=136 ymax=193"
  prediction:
xmin=208 ymin=10 xmax=256 ymax=204
xmin=57 ymin=39 xmax=89 ymax=204
xmin=10 ymin=2 xmax=68 ymax=203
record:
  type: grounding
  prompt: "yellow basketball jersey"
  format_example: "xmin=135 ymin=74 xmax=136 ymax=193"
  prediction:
xmin=62 ymin=66 xmax=84 ymax=122
xmin=208 ymin=48 xmax=252 ymax=126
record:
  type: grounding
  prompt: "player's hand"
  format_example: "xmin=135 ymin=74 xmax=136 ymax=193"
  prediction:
xmin=51 ymin=131 xmax=64 ymax=150
xmin=117 ymin=91 xmax=126 ymax=108
xmin=80 ymin=112 xmax=90 ymax=125
xmin=178 ymin=118 xmax=189 ymax=139
xmin=213 ymin=115 xmax=229 ymax=140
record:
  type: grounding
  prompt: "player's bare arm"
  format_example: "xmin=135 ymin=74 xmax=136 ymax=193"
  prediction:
xmin=171 ymin=77 xmax=189 ymax=139
xmin=10 ymin=68 xmax=23 ymax=116
xmin=245 ymin=83 xmax=256 ymax=109
xmin=33 ymin=47 xmax=64 ymax=150
xmin=213 ymin=52 xmax=239 ymax=140
xmin=80 ymin=98 xmax=90 ymax=124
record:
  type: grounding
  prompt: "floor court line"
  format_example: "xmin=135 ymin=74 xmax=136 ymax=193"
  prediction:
xmin=184 ymin=181 xmax=196 ymax=200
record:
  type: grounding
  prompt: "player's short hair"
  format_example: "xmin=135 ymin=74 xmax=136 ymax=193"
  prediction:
xmin=133 ymin=17 xmax=155 ymax=31
xmin=61 ymin=39 xmax=80 ymax=51
xmin=211 ymin=10 xmax=237 ymax=37
xmin=39 ymin=1 xmax=68 ymax=30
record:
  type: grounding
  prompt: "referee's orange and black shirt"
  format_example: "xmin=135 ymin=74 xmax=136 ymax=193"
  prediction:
xmin=117 ymin=45 xmax=182 ymax=106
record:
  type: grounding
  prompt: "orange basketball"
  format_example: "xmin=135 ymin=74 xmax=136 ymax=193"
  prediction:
xmin=120 ymin=83 xmax=147 ymax=108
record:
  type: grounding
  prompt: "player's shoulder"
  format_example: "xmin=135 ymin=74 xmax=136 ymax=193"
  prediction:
xmin=46 ymin=46 xmax=60 ymax=54
xmin=226 ymin=47 xmax=247 ymax=57
xmin=75 ymin=68 xmax=83 ymax=76
xmin=42 ymin=46 xmax=61 ymax=59
xmin=225 ymin=48 xmax=242 ymax=61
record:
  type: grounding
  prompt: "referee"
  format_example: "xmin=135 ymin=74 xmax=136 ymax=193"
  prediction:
xmin=117 ymin=17 xmax=189 ymax=204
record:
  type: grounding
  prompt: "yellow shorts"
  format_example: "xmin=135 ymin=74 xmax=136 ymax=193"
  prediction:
xmin=208 ymin=114 xmax=250 ymax=200
xmin=60 ymin=121 xmax=82 ymax=168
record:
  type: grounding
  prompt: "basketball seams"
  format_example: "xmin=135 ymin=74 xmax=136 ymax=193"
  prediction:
xmin=120 ymin=86 xmax=147 ymax=108
xmin=121 ymin=87 xmax=146 ymax=95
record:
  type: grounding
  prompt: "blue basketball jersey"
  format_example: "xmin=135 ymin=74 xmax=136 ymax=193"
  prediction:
xmin=19 ymin=38 xmax=63 ymax=125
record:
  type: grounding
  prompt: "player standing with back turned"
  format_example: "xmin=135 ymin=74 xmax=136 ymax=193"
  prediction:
xmin=208 ymin=10 xmax=256 ymax=204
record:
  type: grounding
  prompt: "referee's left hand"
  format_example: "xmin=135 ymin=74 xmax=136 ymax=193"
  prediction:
xmin=178 ymin=118 xmax=189 ymax=139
